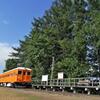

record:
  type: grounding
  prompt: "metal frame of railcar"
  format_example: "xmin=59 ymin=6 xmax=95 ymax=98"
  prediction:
xmin=32 ymin=77 xmax=100 ymax=95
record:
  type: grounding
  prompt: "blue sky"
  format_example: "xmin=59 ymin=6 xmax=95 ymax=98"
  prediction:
xmin=0 ymin=0 xmax=53 ymax=44
xmin=0 ymin=0 xmax=53 ymax=73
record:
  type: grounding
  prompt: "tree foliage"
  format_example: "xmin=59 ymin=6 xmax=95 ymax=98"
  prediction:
xmin=5 ymin=0 xmax=100 ymax=79
xmin=4 ymin=59 xmax=19 ymax=72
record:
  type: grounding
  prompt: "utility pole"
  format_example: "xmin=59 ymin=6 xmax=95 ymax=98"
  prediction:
xmin=50 ymin=56 xmax=55 ymax=80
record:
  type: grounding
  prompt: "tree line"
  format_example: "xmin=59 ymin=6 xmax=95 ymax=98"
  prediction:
xmin=4 ymin=0 xmax=100 ymax=79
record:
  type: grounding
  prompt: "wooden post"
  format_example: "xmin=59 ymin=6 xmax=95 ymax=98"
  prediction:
xmin=50 ymin=57 xmax=55 ymax=80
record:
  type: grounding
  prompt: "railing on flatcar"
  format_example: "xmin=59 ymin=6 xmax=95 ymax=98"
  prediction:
xmin=32 ymin=77 xmax=100 ymax=88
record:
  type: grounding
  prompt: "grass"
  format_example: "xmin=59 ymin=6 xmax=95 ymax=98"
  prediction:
xmin=0 ymin=87 xmax=100 ymax=100
xmin=0 ymin=87 xmax=39 ymax=100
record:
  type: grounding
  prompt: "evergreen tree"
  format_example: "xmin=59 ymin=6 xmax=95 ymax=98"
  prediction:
xmin=6 ymin=0 xmax=100 ymax=79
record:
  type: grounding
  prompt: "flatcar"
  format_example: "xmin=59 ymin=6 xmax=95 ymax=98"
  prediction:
xmin=0 ymin=67 xmax=32 ymax=87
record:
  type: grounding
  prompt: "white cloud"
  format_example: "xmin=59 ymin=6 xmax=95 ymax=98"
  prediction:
xmin=0 ymin=43 xmax=14 ymax=73
xmin=2 ymin=20 xmax=9 ymax=25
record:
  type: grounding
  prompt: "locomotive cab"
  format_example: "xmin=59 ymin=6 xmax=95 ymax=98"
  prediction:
xmin=16 ymin=67 xmax=32 ymax=87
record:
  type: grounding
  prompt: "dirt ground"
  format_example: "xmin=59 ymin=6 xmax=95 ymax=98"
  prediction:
xmin=0 ymin=87 xmax=100 ymax=100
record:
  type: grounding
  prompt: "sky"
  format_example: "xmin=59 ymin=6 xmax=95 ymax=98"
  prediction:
xmin=0 ymin=0 xmax=53 ymax=73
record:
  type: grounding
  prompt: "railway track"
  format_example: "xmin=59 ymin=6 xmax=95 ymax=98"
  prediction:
xmin=6 ymin=86 xmax=100 ymax=97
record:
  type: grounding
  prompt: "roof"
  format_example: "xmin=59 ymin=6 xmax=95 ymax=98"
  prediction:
xmin=0 ymin=67 xmax=32 ymax=75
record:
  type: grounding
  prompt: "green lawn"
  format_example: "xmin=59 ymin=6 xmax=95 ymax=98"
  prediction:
xmin=0 ymin=87 xmax=100 ymax=100
xmin=0 ymin=87 xmax=39 ymax=100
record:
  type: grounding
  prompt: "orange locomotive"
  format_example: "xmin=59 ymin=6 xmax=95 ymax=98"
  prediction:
xmin=0 ymin=67 xmax=32 ymax=87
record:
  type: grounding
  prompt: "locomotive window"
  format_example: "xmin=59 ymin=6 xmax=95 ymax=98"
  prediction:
xmin=18 ymin=71 xmax=22 ymax=75
xmin=27 ymin=72 xmax=30 ymax=75
xmin=23 ymin=72 xmax=26 ymax=75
